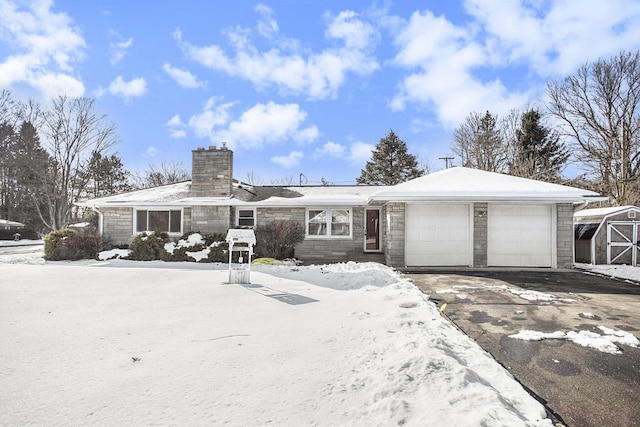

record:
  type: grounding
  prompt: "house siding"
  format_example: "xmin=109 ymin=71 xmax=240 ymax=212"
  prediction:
xmin=101 ymin=207 xmax=133 ymax=245
xmin=383 ymin=202 xmax=405 ymax=267
xmin=253 ymin=207 xmax=384 ymax=264
xmin=190 ymin=206 xmax=232 ymax=235
xmin=556 ymin=204 xmax=574 ymax=268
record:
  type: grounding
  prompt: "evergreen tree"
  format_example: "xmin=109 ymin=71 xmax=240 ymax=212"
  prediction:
xmin=509 ymin=109 xmax=569 ymax=182
xmin=84 ymin=151 xmax=132 ymax=198
xmin=356 ymin=130 xmax=424 ymax=185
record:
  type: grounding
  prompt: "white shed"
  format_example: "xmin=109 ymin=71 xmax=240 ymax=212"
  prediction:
xmin=574 ymin=206 xmax=640 ymax=265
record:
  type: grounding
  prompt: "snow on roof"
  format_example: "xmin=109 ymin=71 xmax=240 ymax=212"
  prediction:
xmin=77 ymin=167 xmax=602 ymax=209
xmin=370 ymin=167 xmax=603 ymax=202
xmin=77 ymin=181 xmax=193 ymax=207
xmin=0 ymin=219 xmax=25 ymax=228
xmin=574 ymin=205 xmax=639 ymax=219
xmin=77 ymin=180 xmax=387 ymax=208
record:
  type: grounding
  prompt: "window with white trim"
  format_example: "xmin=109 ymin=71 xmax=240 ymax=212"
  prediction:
xmin=136 ymin=210 xmax=182 ymax=233
xmin=307 ymin=208 xmax=351 ymax=238
xmin=236 ymin=208 xmax=256 ymax=228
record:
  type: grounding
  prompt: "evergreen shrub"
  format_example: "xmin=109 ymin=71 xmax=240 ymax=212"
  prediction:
xmin=127 ymin=231 xmax=170 ymax=261
xmin=44 ymin=228 xmax=77 ymax=261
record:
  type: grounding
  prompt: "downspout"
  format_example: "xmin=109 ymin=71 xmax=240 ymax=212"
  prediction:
xmin=90 ymin=205 xmax=103 ymax=237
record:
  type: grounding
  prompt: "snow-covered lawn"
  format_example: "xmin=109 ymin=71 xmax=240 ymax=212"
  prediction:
xmin=0 ymin=253 xmax=552 ymax=426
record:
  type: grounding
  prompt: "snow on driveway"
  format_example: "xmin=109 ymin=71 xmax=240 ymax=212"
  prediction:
xmin=0 ymin=256 xmax=551 ymax=426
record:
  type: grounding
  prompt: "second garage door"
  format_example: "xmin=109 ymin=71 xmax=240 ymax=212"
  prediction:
xmin=405 ymin=203 xmax=471 ymax=266
xmin=488 ymin=204 xmax=554 ymax=267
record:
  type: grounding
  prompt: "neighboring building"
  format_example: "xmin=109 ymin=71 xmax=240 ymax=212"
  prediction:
xmin=77 ymin=146 xmax=603 ymax=268
xmin=0 ymin=219 xmax=25 ymax=230
xmin=574 ymin=206 xmax=640 ymax=266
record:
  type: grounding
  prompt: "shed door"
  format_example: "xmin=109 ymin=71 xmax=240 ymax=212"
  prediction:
xmin=405 ymin=203 xmax=471 ymax=266
xmin=488 ymin=204 xmax=553 ymax=267
xmin=607 ymin=222 xmax=639 ymax=266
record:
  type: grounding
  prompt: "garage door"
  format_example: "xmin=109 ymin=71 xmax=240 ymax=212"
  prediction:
xmin=405 ymin=203 xmax=471 ymax=266
xmin=488 ymin=204 xmax=553 ymax=267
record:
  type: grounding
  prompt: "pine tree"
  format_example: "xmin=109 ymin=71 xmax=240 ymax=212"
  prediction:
xmin=356 ymin=130 xmax=424 ymax=185
xmin=509 ymin=109 xmax=568 ymax=182
xmin=84 ymin=151 xmax=132 ymax=198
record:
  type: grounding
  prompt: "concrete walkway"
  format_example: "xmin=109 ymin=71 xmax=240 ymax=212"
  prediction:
xmin=408 ymin=270 xmax=640 ymax=427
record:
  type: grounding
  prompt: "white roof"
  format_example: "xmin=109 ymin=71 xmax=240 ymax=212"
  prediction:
xmin=78 ymin=167 xmax=603 ymax=208
xmin=77 ymin=182 xmax=193 ymax=207
xmin=370 ymin=167 xmax=603 ymax=202
xmin=574 ymin=205 xmax=639 ymax=219
xmin=0 ymin=219 xmax=25 ymax=227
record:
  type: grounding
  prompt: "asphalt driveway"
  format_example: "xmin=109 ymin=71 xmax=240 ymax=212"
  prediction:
xmin=408 ymin=269 xmax=640 ymax=427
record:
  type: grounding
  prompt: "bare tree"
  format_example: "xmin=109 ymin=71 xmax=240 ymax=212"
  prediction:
xmin=132 ymin=160 xmax=190 ymax=189
xmin=244 ymin=171 xmax=264 ymax=185
xmin=546 ymin=50 xmax=640 ymax=205
xmin=452 ymin=111 xmax=507 ymax=172
xmin=37 ymin=96 xmax=119 ymax=229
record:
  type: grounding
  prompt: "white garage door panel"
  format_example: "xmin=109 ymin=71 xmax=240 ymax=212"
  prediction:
xmin=488 ymin=204 xmax=553 ymax=267
xmin=405 ymin=203 xmax=470 ymax=266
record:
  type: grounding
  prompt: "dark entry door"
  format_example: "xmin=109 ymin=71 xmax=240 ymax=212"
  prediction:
xmin=365 ymin=209 xmax=380 ymax=251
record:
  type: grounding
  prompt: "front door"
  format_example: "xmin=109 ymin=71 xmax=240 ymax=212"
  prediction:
xmin=365 ymin=208 xmax=381 ymax=252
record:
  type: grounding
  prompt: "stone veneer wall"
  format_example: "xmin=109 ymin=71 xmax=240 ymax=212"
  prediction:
xmin=383 ymin=202 xmax=405 ymax=267
xmin=190 ymin=206 xmax=232 ymax=235
xmin=254 ymin=207 xmax=384 ymax=264
xmin=473 ymin=203 xmax=488 ymax=267
xmin=100 ymin=207 xmax=133 ymax=245
xmin=556 ymin=203 xmax=574 ymax=268
xmin=191 ymin=146 xmax=233 ymax=197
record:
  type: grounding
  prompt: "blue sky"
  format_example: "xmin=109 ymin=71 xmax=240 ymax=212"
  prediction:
xmin=1 ymin=0 xmax=640 ymax=184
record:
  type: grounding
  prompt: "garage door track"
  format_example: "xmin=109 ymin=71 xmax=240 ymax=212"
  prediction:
xmin=408 ymin=269 xmax=640 ymax=427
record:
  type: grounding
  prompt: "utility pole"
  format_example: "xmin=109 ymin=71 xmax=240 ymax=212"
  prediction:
xmin=439 ymin=157 xmax=454 ymax=168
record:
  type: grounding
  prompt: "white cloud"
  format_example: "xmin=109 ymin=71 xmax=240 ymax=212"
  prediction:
xmin=325 ymin=10 xmax=378 ymax=50
xmin=255 ymin=4 xmax=279 ymax=39
xmin=390 ymin=10 xmax=528 ymax=125
xmin=464 ymin=0 xmax=640 ymax=76
xmin=271 ymin=150 xmax=304 ymax=168
xmin=174 ymin=8 xmax=379 ymax=99
xmin=187 ymin=98 xmax=236 ymax=140
xmin=0 ymin=0 xmax=86 ymax=99
xmin=314 ymin=141 xmax=346 ymax=158
xmin=162 ymin=63 xmax=204 ymax=88
xmin=165 ymin=114 xmax=187 ymax=138
xmin=388 ymin=2 xmax=640 ymax=127
xmin=348 ymin=141 xmax=374 ymax=164
xmin=108 ymin=75 xmax=147 ymax=99
xmin=109 ymin=32 xmax=133 ymax=65
xmin=188 ymin=100 xmax=318 ymax=150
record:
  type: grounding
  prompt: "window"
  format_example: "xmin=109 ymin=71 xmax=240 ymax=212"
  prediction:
xmin=136 ymin=210 xmax=182 ymax=233
xmin=307 ymin=208 xmax=351 ymax=238
xmin=236 ymin=209 xmax=256 ymax=228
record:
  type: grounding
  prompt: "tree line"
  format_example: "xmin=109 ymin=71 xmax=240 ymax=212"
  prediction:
xmin=358 ymin=51 xmax=640 ymax=206
xmin=0 ymin=92 xmax=190 ymax=233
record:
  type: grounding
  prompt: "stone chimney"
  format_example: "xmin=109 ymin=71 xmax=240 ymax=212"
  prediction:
xmin=191 ymin=144 xmax=233 ymax=197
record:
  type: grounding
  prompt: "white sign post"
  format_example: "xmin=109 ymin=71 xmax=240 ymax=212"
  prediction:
xmin=225 ymin=229 xmax=256 ymax=284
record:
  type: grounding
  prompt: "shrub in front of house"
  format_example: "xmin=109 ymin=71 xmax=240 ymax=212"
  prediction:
xmin=254 ymin=220 xmax=304 ymax=260
xmin=58 ymin=234 xmax=102 ymax=260
xmin=126 ymin=231 xmax=170 ymax=261
xmin=44 ymin=228 xmax=78 ymax=261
